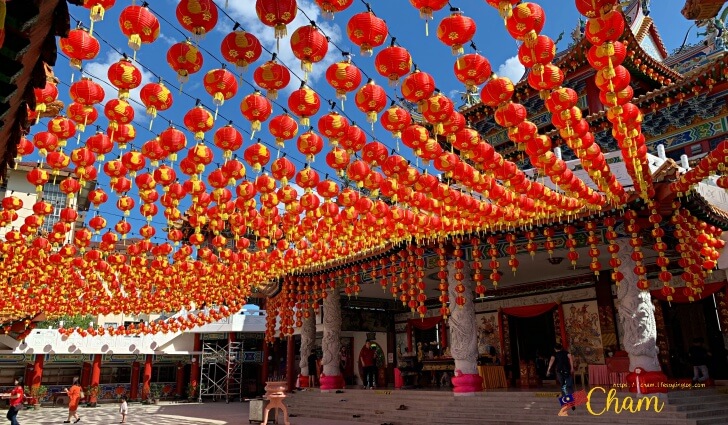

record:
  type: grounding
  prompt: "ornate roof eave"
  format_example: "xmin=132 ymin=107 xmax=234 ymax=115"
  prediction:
xmin=462 ymin=25 xmax=683 ymax=124
xmin=544 ymin=52 xmax=728 ymax=140
xmin=682 ymin=0 xmax=728 ymax=20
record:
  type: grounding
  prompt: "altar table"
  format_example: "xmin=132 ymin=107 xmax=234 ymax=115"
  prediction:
xmin=478 ymin=365 xmax=508 ymax=389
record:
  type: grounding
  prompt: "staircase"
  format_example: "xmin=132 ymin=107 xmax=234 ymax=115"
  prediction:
xmin=284 ymin=387 xmax=728 ymax=425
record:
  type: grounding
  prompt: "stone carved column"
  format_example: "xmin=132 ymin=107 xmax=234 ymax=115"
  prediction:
xmin=320 ymin=290 xmax=343 ymax=391
xmin=447 ymin=259 xmax=483 ymax=395
xmin=298 ymin=306 xmax=316 ymax=387
xmin=615 ymin=238 xmax=667 ymax=394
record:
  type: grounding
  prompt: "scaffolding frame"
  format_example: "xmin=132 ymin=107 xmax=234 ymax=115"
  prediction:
xmin=198 ymin=338 xmax=243 ymax=403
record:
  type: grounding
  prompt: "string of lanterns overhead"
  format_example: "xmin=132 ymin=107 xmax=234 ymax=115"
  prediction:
xmin=0 ymin=0 xmax=725 ymax=341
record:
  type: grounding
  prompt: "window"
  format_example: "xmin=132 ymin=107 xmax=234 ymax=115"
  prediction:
xmin=41 ymin=367 xmax=81 ymax=386
xmin=151 ymin=365 xmax=176 ymax=383
xmin=40 ymin=182 xmax=68 ymax=233
xmin=100 ymin=366 xmax=132 ymax=384
xmin=0 ymin=367 xmax=24 ymax=386
xmin=690 ymin=144 xmax=703 ymax=156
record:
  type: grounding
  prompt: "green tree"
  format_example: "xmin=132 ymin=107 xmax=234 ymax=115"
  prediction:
xmin=35 ymin=315 xmax=95 ymax=329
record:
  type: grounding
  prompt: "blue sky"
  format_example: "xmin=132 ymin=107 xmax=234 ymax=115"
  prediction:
xmin=38 ymin=0 xmax=704 ymax=242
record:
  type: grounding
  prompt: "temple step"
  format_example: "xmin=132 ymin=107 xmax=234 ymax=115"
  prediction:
xmin=284 ymin=388 xmax=728 ymax=425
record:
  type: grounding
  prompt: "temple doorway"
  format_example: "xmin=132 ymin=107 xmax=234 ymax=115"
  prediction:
xmin=508 ymin=313 xmax=556 ymax=380
xmin=662 ymin=294 xmax=728 ymax=380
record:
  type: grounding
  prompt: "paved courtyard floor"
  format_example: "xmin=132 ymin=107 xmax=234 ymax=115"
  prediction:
xmin=6 ymin=401 xmax=363 ymax=425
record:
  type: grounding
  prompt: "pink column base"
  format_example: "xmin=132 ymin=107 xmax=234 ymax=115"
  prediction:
xmin=626 ymin=367 xmax=668 ymax=394
xmin=319 ymin=374 xmax=344 ymax=391
xmin=451 ymin=373 xmax=483 ymax=395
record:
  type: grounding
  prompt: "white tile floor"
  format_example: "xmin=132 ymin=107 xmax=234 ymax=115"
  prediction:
xmin=7 ymin=401 xmax=369 ymax=425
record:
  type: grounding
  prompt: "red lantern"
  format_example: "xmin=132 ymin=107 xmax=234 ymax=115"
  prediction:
xmin=183 ymin=106 xmax=214 ymax=141
xmin=587 ymin=41 xmax=626 ymax=70
xmin=585 ymin=10 xmax=625 ymax=45
xmin=326 ymin=147 xmax=350 ymax=175
xmin=494 ymin=102 xmax=527 ymax=128
xmin=48 ymin=116 xmax=76 ymax=146
xmin=27 ymin=167 xmax=49 ymax=192
xmin=271 ymin=157 xmax=296 ymax=185
xmin=47 ymin=151 xmax=71 ymax=172
xmin=213 ymin=125 xmax=243 ymax=159
xmin=296 ymin=166 xmax=320 ymax=192
xmin=67 ymin=103 xmax=99 ymax=132
xmin=60 ymin=28 xmax=100 ymax=69
xmin=253 ymin=60 xmax=291 ymax=99
xmin=401 ymin=69 xmax=436 ymax=106
xmin=243 ymin=142 xmax=271 ymax=172
xmin=296 ymin=130 xmax=324 ymax=162
xmin=176 ymin=0 xmax=218 ymax=38
xmin=107 ymin=123 xmax=136 ymax=149
xmin=159 ymin=127 xmax=187 ymax=161
xmin=355 ymin=80 xmax=387 ymax=125
xmin=325 ymin=58 xmax=362 ymax=103
xmin=255 ymin=0 xmax=298 ymax=40
xmin=375 ymin=46 xmax=412 ymax=86
xmin=454 ymin=54 xmax=492 ymax=92
xmin=268 ymin=114 xmax=299 ymax=147
xmin=409 ymin=0 xmax=449 ymax=34
xmin=15 ymin=137 xmax=34 ymax=161
xmin=380 ymin=105 xmax=412 ymax=139
xmin=69 ymin=77 xmax=105 ymax=106
xmin=481 ymin=76 xmax=514 ymax=107
xmin=204 ymin=68 xmax=238 ymax=113
xmin=104 ymin=99 xmax=135 ymax=131
xmin=288 ymin=85 xmax=321 ymax=126
xmin=314 ymin=0 xmax=353 ymax=19
xmin=88 ymin=189 xmax=108 ymax=208
xmin=575 ymin=0 xmax=617 ymax=18
xmin=107 ymin=57 xmax=142 ymax=99
xmin=120 ymin=150 xmax=145 ymax=176
xmin=317 ymin=112 xmax=350 ymax=145
xmin=32 ymin=132 xmax=59 ymax=156
xmin=505 ymin=2 xmax=545 ymax=45
xmin=167 ymin=41 xmax=204 ymax=84
xmin=119 ymin=4 xmax=159 ymax=58
xmin=517 ymin=35 xmax=555 ymax=71
xmin=340 ymin=125 xmax=366 ymax=154
xmin=140 ymin=82 xmax=173 ymax=122
xmin=362 ymin=141 xmax=389 ymax=167
xmin=86 ymin=131 xmax=113 ymax=160
xmin=527 ymin=63 xmax=564 ymax=92
xmin=220 ymin=31 xmax=263 ymax=71
xmin=346 ymin=160 xmax=370 ymax=186
xmin=83 ymin=0 xmax=116 ymax=30
xmin=240 ymin=91 xmax=272 ymax=137
xmin=421 ymin=94 xmax=454 ymax=134
xmin=436 ymin=10 xmax=476 ymax=55
xmin=347 ymin=12 xmax=388 ymax=56
xmin=290 ymin=25 xmax=329 ymax=75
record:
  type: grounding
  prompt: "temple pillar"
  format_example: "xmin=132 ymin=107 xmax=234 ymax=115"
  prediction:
xmin=175 ymin=362 xmax=185 ymax=398
xmin=298 ymin=306 xmax=316 ymax=387
xmin=142 ymin=355 xmax=152 ymax=399
xmin=447 ymin=258 xmax=483 ymax=396
xmin=130 ymin=361 xmax=140 ymax=400
xmin=286 ymin=335 xmax=296 ymax=391
xmin=31 ymin=354 xmax=43 ymax=387
xmin=190 ymin=334 xmax=201 ymax=400
xmin=262 ymin=341 xmax=270 ymax=382
xmin=615 ymin=238 xmax=667 ymax=394
xmin=80 ymin=361 xmax=92 ymax=389
xmin=320 ymin=289 xmax=343 ymax=391
xmin=90 ymin=354 xmax=101 ymax=406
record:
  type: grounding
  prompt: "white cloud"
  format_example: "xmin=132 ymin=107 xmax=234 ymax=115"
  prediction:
xmin=158 ymin=33 xmax=177 ymax=46
xmin=225 ymin=0 xmax=342 ymax=93
xmin=496 ymin=56 xmax=526 ymax=84
xmin=83 ymin=51 xmax=156 ymax=122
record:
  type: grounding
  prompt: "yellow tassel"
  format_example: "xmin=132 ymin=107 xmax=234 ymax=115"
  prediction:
xmin=129 ymin=34 xmax=141 ymax=52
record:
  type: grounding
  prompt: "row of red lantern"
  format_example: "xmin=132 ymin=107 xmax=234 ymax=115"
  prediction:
xmin=486 ymin=1 xmax=626 ymax=206
xmin=671 ymin=140 xmax=728 ymax=194
xmin=577 ymin=1 xmax=654 ymax=201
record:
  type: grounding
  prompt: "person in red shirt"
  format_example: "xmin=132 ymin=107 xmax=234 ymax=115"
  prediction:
xmin=6 ymin=376 xmax=24 ymax=425
xmin=63 ymin=377 xmax=82 ymax=423
xmin=359 ymin=340 xmax=376 ymax=389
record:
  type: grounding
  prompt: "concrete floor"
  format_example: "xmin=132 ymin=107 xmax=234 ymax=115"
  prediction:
xmin=7 ymin=401 xmax=366 ymax=425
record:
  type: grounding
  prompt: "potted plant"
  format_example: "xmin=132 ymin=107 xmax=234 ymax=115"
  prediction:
xmin=86 ymin=384 xmax=100 ymax=407
xmin=149 ymin=383 xmax=163 ymax=404
xmin=187 ymin=380 xmax=199 ymax=401
xmin=25 ymin=384 xmax=48 ymax=408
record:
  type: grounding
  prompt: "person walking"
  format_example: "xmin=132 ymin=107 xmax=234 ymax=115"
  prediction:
xmin=307 ymin=349 xmax=318 ymax=387
xmin=63 ymin=377 xmax=83 ymax=423
xmin=359 ymin=340 xmax=376 ymax=389
xmin=547 ymin=343 xmax=574 ymax=397
xmin=5 ymin=376 xmax=24 ymax=425
xmin=119 ymin=395 xmax=128 ymax=423
xmin=689 ymin=337 xmax=711 ymax=384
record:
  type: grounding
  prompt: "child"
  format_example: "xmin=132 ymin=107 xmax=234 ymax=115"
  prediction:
xmin=119 ymin=395 xmax=128 ymax=423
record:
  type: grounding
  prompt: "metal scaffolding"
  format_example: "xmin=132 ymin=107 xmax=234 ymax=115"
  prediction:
xmin=199 ymin=338 xmax=243 ymax=403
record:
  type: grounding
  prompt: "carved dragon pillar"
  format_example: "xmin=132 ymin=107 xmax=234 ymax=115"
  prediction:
xmin=298 ymin=306 xmax=316 ymax=387
xmin=320 ymin=290 xmax=344 ymax=391
xmin=615 ymin=238 xmax=667 ymax=394
xmin=447 ymin=258 xmax=483 ymax=396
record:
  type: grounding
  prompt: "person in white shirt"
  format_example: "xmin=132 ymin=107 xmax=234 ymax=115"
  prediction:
xmin=119 ymin=395 xmax=128 ymax=423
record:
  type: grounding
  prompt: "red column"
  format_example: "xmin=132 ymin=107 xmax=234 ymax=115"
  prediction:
xmin=142 ymin=355 xmax=152 ymax=398
xmin=130 ymin=362 xmax=140 ymax=400
xmin=497 ymin=309 xmax=506 ymax=366
xmin=557 ymin=303 xmax=568 ymax=350
xmin=286 ymin=335 xmax=295 ymax=392
xmin=90 ymin=354 xmax=101 ymax=405
xmin=261 ymin=341 xmax=270 ymax=382
xmin=80 ymin=362 xmax=92 ymax=388
xmin=189 ymin=334 xmax=201 ymax=393
xmin=31 ymin=354 xmax=44 ymax=387
xmin=175 ymin=362 xmax=185 ymax=398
